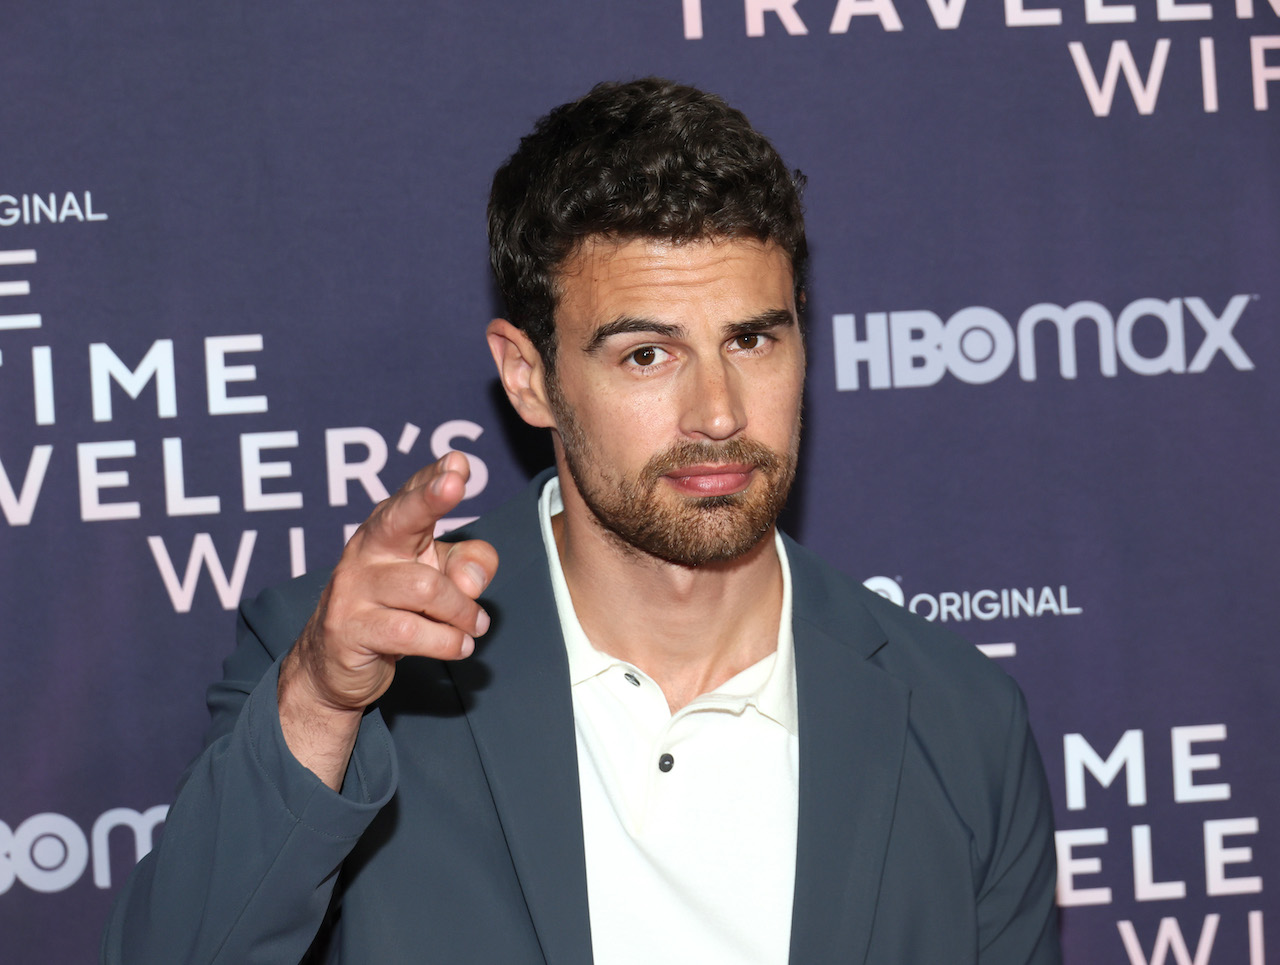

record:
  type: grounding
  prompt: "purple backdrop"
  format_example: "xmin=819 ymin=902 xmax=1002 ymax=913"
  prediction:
xmin=2 ymin=1 xmax=1277 ymax=961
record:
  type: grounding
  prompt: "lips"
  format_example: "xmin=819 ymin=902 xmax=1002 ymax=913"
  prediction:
xmin=662 ymin=463 xmax=755 ymax=496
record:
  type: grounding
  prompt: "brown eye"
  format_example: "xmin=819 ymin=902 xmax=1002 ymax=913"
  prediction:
xmin=631 ymin=347 xmax=657 ymax=366
xmin=737 ymin=334 xmax=760 ymax=350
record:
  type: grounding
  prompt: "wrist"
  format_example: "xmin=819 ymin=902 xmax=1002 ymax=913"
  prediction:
xmin=277 ymin=649 xmax=362 ymax=789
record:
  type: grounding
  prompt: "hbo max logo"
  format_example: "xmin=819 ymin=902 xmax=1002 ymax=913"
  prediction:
xmin=833 ymin=294 xmax=1255 ymax=389
xmin=1 ymin=806 xmax=167 ymax=893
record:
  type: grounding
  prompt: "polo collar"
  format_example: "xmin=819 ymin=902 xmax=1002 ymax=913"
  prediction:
xmin=538 ymin=476 xmax=798 ymax=734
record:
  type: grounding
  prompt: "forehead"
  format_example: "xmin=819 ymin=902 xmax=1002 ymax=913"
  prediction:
xmin=552 ymin=236 xmax=795 ymax=336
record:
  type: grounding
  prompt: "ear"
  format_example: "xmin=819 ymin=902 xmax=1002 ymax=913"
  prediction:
xmin=486 ymin=318 xmax=556 ymax=429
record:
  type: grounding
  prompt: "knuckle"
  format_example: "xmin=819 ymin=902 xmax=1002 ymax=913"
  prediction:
xmin=413 ymin=569 xmax=447 ymax=603
xmin=381 ymin=611 xmax=420 ymax=647
xmin=326 ymin=563 xmax=362 ymax=598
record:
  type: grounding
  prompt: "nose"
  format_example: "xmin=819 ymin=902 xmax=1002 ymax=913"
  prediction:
xmin=678 ymin=356 xmax=746 ymax=441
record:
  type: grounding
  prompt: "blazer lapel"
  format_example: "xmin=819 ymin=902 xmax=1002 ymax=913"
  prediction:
xmin=786 ymin=539 xmax=911 ymax=965
xmin=440 ymin=491 xmax=911 ymax=965
xmin=445 ymin=475 xmax=594 ymax=965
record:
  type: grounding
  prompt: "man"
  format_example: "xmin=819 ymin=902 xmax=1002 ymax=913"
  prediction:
xmin=104 ymin=79 xmax=1061 ymax=964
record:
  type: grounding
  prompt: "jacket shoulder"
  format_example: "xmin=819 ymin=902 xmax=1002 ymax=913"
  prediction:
xmin=785 ymin=535 xmax=1018 ymax=702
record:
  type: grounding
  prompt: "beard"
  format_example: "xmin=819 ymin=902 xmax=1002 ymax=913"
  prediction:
xmin=550 ymin=384 xmax=799 ymax=567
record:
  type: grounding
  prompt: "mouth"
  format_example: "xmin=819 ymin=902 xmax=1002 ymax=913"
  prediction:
xmin=661 ymin=463 xmax=755 ymax=497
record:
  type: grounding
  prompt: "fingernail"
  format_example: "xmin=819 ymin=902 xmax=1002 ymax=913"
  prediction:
xmin=475 ymin=609 xmax=491 ymax=636
xmin=431 ymin=474 xmax=447 ymax=495
xmin=460 ymin=634 xmax=476 ymax=658
xmin=465 ymin=562 xmax=489 ymax=595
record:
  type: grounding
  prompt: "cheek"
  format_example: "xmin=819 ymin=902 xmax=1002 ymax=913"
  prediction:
xmin=572 ymin=386 xmax=673 ymax=460
xmin=584 ymin=374 xmax=680 ymax=428
xmin=751 ymin=368 xmax=805 ymax=426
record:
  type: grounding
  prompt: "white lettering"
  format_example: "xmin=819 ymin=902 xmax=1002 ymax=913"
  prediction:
xmin=205 ymin=334 xmax=268 ymax=415
xmin=1036 ymin=585 xmax=1061 ymax=615
xmin=429 ymin=419 xmax=489 ymax=500
xmin=0 ymin=445 xmax=52 ymax=525
xmin=1133 ymin=824 xmax=1187 ymax=901
xmin=908 ymin=593 xmax=938 ymax=620
xmin=0 ymin=806 xmax=164 ymax=894
xmin=1085 ymin=0 xmax=1136 ymax=23
xmin=1253 ymin=36 xmax=1280 ymax=109
xmin=1056 ymin=827 xmax=1112 ymax=905
xmin=1016 ymin=302 xmax=1117 ymax=380
xmin=943 ymin=307 xmax=1015 ymax=384
xmin=924 ymin=0 xmax=969 ymax=28
xmin=830 ymin=0 xmax=903 ymax=32
xmin=1157 ymin=0 xmax=1212 ymax=20
xmin=58 ymin=193 xmax=84 ymax=222
xmin=1237 ymin=0 xmax=1280 ymax=15
xmin=1201 ymin=37 xmax=1219 ymax=112
xmin=683 ymin=0 xmax=704 ymax=38
xmin=85 ymin=191 xmax=108 ymax=221
xmin=1249 ymin=910 xmax=1265 ymax=965
xmin=833 ymin=313 xmax=892 ymax=389
xmin=0 ymin=248 xmax=40 ymax=330
xmin=77 ymin=440 xmax=140 ymax=521
xmin=1172 ymin=724 xmax=1230 ymax=802
xmin=89 ymin=340 xmax=177 ymax=422
xmin=1204 ymin=817 xmax=1262 ymax=895
xmin=747 ymin=0 xmax=808 ymax=35
xmin=32 ymin=194 xmax=57 ymax=224
xmin=1118 ymin=915 xmax=1219 ymax=965
xmin=289 ymin=526 xmax=307 ymax=577
xmin=326 ymin=427 xmax=390 ymax=507
xmin=1006 ymin=0 xmax=1062 ymax=26
xmin=837 ymin=295 xmax=1252 ymax=389
xmin=1069 ymin=40 xmax=1171 ymax=117
xmin=90 ymin=806 xmax=168 ymax=889
xmin=1185 ymin=295 xmax=1255 ymax=371
xmin=147 ymin=531 xmax=258 ymax=612
xmin=1116 ymin=298 xmax=1185 ymax=375
xmin=972 ymin=589 xmax=1000 ymax=619
xmin=162 ymin=437 xmax=221 ymax=516
xmin=2 ymin=813 xmax=89 ymax=894
xmin=1064 ymin=729 xmax=1147 ymax=810
xmin=32 ymin=345 xmax=54 ymax=425
xmin=889 ymin=311 xmax=947 ymax=387
xmin=905 ymin=584 xmax=1079 ymax=621
xmin=240 ymin=430 xmax=302 ymax=512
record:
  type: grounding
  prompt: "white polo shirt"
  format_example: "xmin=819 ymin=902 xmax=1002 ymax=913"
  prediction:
xmin=538 ymin=478 xmax=799 ymax=965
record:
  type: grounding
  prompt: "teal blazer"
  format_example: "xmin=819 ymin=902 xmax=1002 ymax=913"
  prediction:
xmin=103 ymin=471 xmax=1061 ymax=964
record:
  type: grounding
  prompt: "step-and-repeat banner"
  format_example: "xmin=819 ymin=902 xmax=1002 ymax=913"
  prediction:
xmin=3 ymin=2 xmax=1276 ymax=962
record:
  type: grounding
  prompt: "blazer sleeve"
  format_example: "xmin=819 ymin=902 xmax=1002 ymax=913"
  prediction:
xmin=975 ymin=685 xmax=1062 ymax=965
xmin=101 ymin=580 xmax=398 ymax=965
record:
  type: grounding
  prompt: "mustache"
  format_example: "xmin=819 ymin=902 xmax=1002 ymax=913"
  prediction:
xmin=641 ymin=438 xmax=782 ymax=481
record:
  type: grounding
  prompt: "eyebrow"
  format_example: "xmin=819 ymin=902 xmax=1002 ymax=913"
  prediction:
xmin=724 ymin=308 xmax=796 ymax=339
xmin=583 ymin=308 xmax=796 ymax=355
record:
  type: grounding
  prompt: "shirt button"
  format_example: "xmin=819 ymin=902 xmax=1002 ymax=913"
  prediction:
xmin=658 ymin=753 xmax=674 ymax=773
xmin=624 ymin=672 xmax=640 ymax=687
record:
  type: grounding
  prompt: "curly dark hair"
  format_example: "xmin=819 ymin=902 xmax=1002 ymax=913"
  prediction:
xmin=488 ymin=78 xmax=807 ymax=368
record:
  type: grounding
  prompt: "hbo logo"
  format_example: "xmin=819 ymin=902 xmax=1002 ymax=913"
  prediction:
xmin=863 ymin=576 xmax=905 ymax=607
xmin=834 ymin=295 xmax=1254 ymax=389
xmin=0 ymin=806 xmax=167 ymax=894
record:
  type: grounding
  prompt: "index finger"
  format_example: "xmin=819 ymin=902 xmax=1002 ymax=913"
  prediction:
xmin=360 ymin=451 xmax=472 ymax=559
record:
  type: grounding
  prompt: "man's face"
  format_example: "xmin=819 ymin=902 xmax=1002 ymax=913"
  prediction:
xmin=545 ymin=236 xmax=805 ymax=566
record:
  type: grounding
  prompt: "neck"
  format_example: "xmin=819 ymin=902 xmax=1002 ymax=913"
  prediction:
xmin=552 ymin=474 xmax=784 ymax=713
